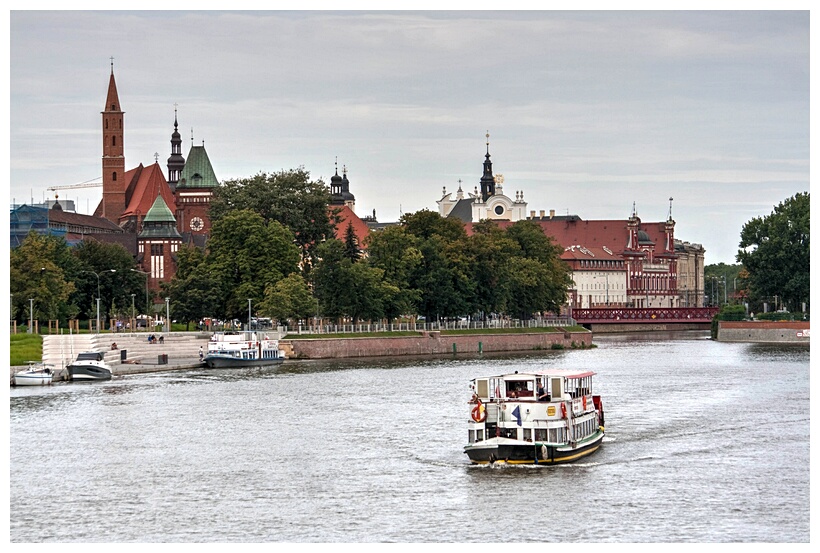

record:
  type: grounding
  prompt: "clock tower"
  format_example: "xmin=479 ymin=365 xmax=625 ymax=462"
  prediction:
xmin=174 ymin=135 xmax=219 ymax=238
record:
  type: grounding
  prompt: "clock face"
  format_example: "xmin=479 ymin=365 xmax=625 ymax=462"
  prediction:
xmin=190 ymin=217 xmax=204 ymax=232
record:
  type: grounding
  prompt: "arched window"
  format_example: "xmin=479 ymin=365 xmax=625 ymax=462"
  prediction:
xmin=112 ymin=172 xmax=117 ymax=181
xmin=112 ymin=136 xmax=116 ymax=146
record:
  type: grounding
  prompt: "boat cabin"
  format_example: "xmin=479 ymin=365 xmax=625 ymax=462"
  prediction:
xmin=471 ymin=370 xmax=595 ymax=403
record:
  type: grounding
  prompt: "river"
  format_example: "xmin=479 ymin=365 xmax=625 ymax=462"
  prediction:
xmin=9 ymin=331 xmax=810 ymax=542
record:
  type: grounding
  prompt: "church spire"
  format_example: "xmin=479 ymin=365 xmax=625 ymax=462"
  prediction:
xmin=479 ymin=131 xmax=496 ymax=202
xmin=167 ymin=104 xmax=185 ymax=191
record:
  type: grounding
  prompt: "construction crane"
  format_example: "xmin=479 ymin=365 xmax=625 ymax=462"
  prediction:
xmin=46 ymin=178 xmax=102 ymax=192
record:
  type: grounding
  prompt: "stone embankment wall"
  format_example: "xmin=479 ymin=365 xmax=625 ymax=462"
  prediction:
xmin=284 ymin=330 xmax=592 ymax=359
xmin=717 ymin=321 xmax=810 ymax=343
xmin=589 ymin=323 xmax=709 ymax=333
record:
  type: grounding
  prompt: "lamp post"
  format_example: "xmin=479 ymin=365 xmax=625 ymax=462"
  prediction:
xmin=28 ymin=298 xmax=34 ymax=334
xmin=81 ymin=269 xmax=116 ymax=334
xmin=248 ymin=298 xmax=252 ymax=331
xmin=131 ymin=293 xmax=136 ymax=332
xmin=164 ymin=297 xmax=170 ymax=334
xmin=130 ymin=268 xmax=150 ymax=331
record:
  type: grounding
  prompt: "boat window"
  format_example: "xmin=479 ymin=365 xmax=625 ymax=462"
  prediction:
xmin=523 ymin=428 xmax=532 ymax=442
xmin=506 ymin=380 xmax=533 ymax=398
xmin=550 ymin=377 xmax=562 ymax=399
xmin=535 ymin=429 xmax=547 ymax=441
xmin=476 ymin=379 xmax=489 ymax=398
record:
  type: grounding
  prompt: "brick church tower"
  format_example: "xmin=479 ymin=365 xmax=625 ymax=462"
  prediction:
xmin=100 ymin=60 xmax=126 ymax=223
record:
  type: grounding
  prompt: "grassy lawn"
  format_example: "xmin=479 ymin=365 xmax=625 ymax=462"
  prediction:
xmin=10 ymin=334 xmax=43 ymax=366
xmin=285 ymin=326 xmax=588 ymax=340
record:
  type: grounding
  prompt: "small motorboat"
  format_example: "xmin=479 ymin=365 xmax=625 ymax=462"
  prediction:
xmin=13 ymin=362 xmax=54 ymax=386
xmin=66 ymin=352 xmax=113 ymax=381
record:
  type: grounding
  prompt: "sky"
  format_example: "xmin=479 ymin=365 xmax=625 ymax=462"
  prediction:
xmin=6 ymin=7 xmax=812 ymax=265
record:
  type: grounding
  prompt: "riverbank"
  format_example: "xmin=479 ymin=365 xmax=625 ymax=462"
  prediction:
xmin=10 ymin=328 xmax=592 ymax=382
xmin=716 ymin=320 xmax=810 ymax=343
xmin=286 ymin=329 xmax=592 ymax=359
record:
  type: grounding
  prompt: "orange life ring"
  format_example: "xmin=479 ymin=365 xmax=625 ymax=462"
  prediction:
xmin=561 ymin=402 xmax=567 ymax=419
xmin=471 ymin=400 xmax=486 ymax=423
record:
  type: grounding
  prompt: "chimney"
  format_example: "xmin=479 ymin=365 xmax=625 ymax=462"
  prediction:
xmin=530 ymin=210 xmax=536 ymax=219
xmin=550 ymin=209 xmax=555 ymax=219
xmin=540 ymin=210 xmax=545 ymax=218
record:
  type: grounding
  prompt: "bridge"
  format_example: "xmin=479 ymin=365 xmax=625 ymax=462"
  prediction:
xmin=571 ymin=307 xmax=719 ymax=325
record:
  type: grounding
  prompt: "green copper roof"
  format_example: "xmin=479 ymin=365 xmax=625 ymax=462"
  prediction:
xmin=143 ymin=196 xmax=176 ymax=223
xmin=176 ymin=144 xmax=219 ymax=188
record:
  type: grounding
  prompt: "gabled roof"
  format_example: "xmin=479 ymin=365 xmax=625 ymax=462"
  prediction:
xmin=120 ymin=162 xmax=177 ymax=221
xmin=177 ymin=144 xmax=219 ymax=188
xmin=331 ymin=205 xmax=371 ymax=248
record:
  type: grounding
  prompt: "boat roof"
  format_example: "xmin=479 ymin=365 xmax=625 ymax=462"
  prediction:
xmin=472 ymin=369 xmax=596 ymax=380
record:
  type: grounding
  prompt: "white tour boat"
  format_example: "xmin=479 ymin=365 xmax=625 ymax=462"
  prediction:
xmin=66 ymin=351 xmax=113 ymax=381
xmin=204 ymin=331 xmax=286 ymax=368
xmin=13 ymin=362 xmax=55 ymax=386
xmin=464 ymin=369 xmax=605 ymax=465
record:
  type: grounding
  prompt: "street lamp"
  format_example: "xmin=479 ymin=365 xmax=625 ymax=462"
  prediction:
xmin=131 ymin=293 xmax=136 ymax=332
xmin=81 ymin=269 xmax=116 ymax=334
xmin=28 ymin=298 xmax=34 ymax=334
xmin=164 ymin=297 xmax=170 ymax=334
xmin=130 ymin=268 xmax=150 ymax=331
xmin=247 ymin=298 xmax=252 ymax=331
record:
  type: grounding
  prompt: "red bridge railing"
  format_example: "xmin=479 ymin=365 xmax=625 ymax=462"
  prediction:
xmin=571 ymin=307 xmax=719 ymax=324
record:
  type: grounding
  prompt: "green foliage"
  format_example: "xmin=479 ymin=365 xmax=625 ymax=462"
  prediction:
xmin=737 ymin=192 xmax=809 ymax=312
xmin=311 ymin=239 xmax=393 ymax=323
xmin=206 ymin=209 xmax=301 ymax=320
xmin=72 ymin=240 xmax=146 ymax=320
xmin=160 ymin=245 xmax=223 ymax=329
xmin=342 ymin=221 xmax=361 ymax=261
xmin=210 ymin=169 xmax=335 ymax=269
xmin=10 ymin=232 xmax=77 ymax=324
xmin=755 ymin=311 xmax=809 ymax=322
xmin=259 ymin=273 xmax=318 ymax=324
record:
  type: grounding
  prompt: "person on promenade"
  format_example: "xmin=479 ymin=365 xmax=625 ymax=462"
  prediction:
xmin=199 ymin=346 xmax=204 ymax=362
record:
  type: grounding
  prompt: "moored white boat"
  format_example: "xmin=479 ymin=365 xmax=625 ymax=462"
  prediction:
xmin=67 ymin=352 xmax=112 ymax=381
xmin=464 ymin=369 xmax=605 ymax=465
xmin=13 ymin=362 xmax=54 ymax=386
xmin=204 ymin=331 xmax=286 ymax=368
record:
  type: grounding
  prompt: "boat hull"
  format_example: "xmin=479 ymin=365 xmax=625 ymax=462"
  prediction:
xmin=465 ymin=430 xmax=604 ymax=465
xmin=13 ymin=372 xmax=53 ymax=386
xmin=67 ymin=364 xmax=112 ymax=381
xmin=204 ymin=356 xmax=285 ymax=369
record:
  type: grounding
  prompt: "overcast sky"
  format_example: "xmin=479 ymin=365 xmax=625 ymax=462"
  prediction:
xmin=7 ymin=8 xmax=810 ymax=264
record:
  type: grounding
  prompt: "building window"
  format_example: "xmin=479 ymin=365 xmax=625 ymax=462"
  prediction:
xmin=112 ymin=172 xmax=117 ymax=181
xmin=112 ymin=136 xmax=116 ymax=146
xmin=151 ymin=244 xmax=165 ymax=279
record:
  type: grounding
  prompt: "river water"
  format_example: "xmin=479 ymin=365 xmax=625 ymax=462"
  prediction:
xmin=9 ymin=331 xmax=810 ymax=542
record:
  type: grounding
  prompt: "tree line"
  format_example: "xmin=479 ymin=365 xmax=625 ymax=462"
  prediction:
xmin=10 ymin=169 xmax=572 ymax=329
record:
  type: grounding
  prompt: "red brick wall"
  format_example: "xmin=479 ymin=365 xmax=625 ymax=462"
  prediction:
xmin=287 ymin=331 xmax=592 ymax=359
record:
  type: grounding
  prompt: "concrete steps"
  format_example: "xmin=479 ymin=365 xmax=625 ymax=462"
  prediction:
xmin=42 ymin=333 xmax=211 ymax=367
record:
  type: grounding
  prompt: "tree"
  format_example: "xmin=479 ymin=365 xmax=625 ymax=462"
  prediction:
xmin=72 ymin=239 xmax=145 ymax=321
xmin=737 ymin=192 xmax=809 ymax=312
xmin=258 ymin=273 xmax=318 ymax=326
xmin=161 ymin=245 xmax=222 ymax=329
xmin=207 ymin=209 xmax=302 ymax=320
xmin=210 ymin=169 xmax=335 ymax=269
xmin=365 ymin=225 xmax=423 ymax=320
xmin=342 ymin=221 xmax=361 ymax=261
xmin=10 ymin=232 xmax=76 ymax=325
